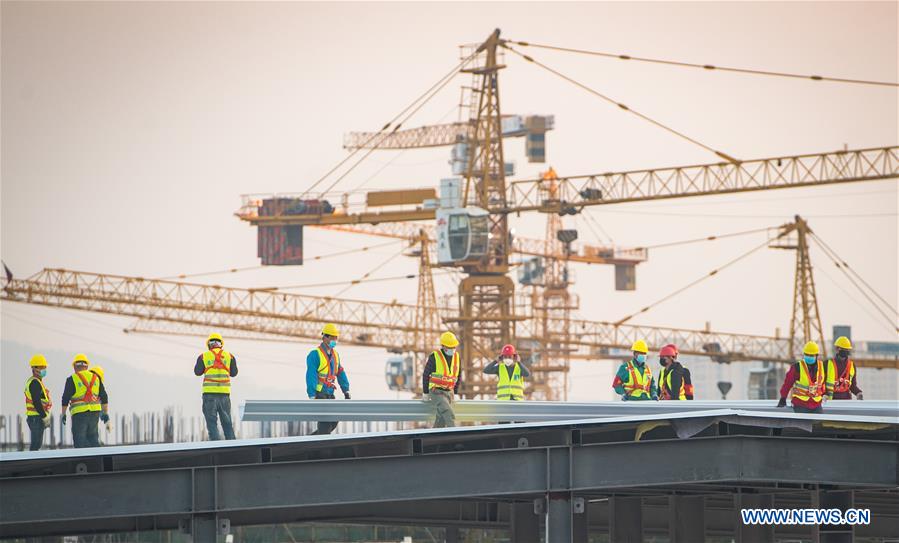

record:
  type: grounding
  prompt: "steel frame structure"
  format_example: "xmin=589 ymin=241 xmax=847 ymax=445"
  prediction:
xmin=2 ymin=412 xmax=896 ymax=541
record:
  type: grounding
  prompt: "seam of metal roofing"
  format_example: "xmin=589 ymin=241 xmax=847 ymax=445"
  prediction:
xmin=240 ymin=399 xmax=899 ymax=422
xmin=2 ymin=408 xmax=896 ymax=464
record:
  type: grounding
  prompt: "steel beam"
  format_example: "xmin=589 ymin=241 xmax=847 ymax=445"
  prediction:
xmin=547 ymin=492 xmax=573 ymax=542
xmin=1 ymin=435 xmax=896 ymax=539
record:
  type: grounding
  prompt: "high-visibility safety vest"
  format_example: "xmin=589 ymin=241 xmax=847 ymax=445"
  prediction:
xmin=657 ymin=366 xmax=669 ymax=399
xmin=496 ymin=363 xmax=524 ymax=400
xmin=202 ymin=349 xmax=233 ymax=394
xmin=315 ymin=347 xmax=341 ymax=392
xmin=428 ymin=350 xmax=460 ymax=391
xmin=791 ymin=361 xmax=827 ymax=403
xmin=623 ymin=361 xmax=653 ymax=399
xmin=659 ymin=365 xmax=692 ymax=400
xmin=827 ymin=358 xmax=855 ymax=394
xmin=69 ymin=370 xmax=101 ymax=415
xmin=24 ymin=377 xmax=52 ymax=416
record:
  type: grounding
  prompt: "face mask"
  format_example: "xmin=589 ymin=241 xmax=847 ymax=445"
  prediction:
xmin=502 ymin=357 xmax=514 ymax=366
xmin=803 ymin=355 xmax=817 ymax=365
xmin=837 ymin=351 xmax=849 ymax=361
xmin=659 ymin=358 xmax=669 ymax=367
xmin=635 ymin=354 xmax=647 ymax=364
xmin=443 ymin=348 xmax=456 ymax=357
xmin=39 ymin=369 xmax=47 ymax=378
xmin=328 ymin=340 xmax=337 ymax=349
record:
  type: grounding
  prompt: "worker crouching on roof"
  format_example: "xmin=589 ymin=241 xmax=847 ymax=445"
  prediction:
xmin=25 ymin=354 xmax=52 ymax=451
xmin=483 ymin=344 xmax=530 ymax=401
xmin=306 ymin=323 xmax=350 ymax=435
xmin=195 ymin=333 xmax=238 ymax=440
xmin=778 ymin=341 xmax=833 ymax=413
xmin=612 ymin=340 xmax=658 ymax=401
xmin=423 ymin=331 xmax=461 ymax=427
xmin=60 ymin=354 xmax=109 ymax=448
xmin=828 ymin=336 xmax=864 ymax=400
xmin=657 ymin=344 xmax=694 ymax=400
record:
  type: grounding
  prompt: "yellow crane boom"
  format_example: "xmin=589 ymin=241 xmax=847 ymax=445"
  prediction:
xmin=3 ymin=268 xmax=895 ymax=369
xmin=237 ymin=146 xmax=898 ymax=226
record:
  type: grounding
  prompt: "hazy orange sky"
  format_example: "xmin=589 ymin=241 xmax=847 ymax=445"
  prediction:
xmin=2 ymin=2 xmax=896 ymax=416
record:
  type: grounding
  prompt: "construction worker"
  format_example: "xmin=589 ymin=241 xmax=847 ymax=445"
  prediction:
xmin=306 ymin=323 xmax=350 ymax=435
xmin=423 ymin=331 xmax=461 ymax=427
xmin=483 ymin=344 xmax=530 ymax=400
xmin=778 ymin=341 xmax=833 ymax=413
xmin=60 ymin=354 xmax=109 ymax=448
xmin=194 ymin=333 xmax=238 ymax=440
xmin=657 ymin=344 xmax=694 ymax=400
xmin=827 ymin=336 xmax=864 ymax=400
xmin=25 ymin=354 xmax=52 ymax=451
xmin=612 ymin=340 xmax=657 ymax=401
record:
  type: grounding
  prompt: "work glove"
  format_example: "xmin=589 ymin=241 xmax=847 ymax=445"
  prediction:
xmin=42 ymin=415 xmax=51 ymax=428
xmin=343 ymin=391 xmax=351 ymax=400
xmin=61 ymin=414 xmax=67 ymax=425
xmin=856 ymin=392 xmax=864 ymax=400
xmin=776 ymin=397 xmax=787 ymax=408
xmin=100 ymin=413 xmax=110 ymax=424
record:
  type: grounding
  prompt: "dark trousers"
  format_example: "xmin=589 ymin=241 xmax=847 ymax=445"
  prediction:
xmin=202 ymin=393 xmax=235 ymax=440
xmin=312 ymin=392 xmax=338 ymax=435
xmin=27 ymin=415 xmax=45 ymax=451
xmin=793 ymin=404 xmax=823 ymax=414
xmin=72 ymin=411 xmax=101 ymax=448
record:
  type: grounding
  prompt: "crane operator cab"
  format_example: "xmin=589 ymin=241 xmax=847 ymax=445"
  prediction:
xmin=436 ymin=207 xmax=490 ymax=264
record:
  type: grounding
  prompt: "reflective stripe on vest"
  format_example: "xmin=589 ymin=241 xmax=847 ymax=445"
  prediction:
xmin=791 ymin=361 xmax=826 ymax=402
xmin=69 ymin=370 xmax=101 ymax=414
xmin=315 ymin=347 xmax=340 ymax=392
xmin=24 ymin=377 xmax=52 ymax=416
xmin=496 ymin=363 xmax=524 ymax=400
xmin=429 ymin=350 xmax=459 ymax=391
xmin=828 ymin=358 xmax=855 ymax=393
xmin=202 ymin=349 xmax=233 ymax=394
xmin=623 ymin=361 xmax=652 ymax=398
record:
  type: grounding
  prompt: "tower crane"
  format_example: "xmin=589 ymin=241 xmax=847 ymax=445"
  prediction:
xmin=234 ymin=29 xmax=898 ymax=398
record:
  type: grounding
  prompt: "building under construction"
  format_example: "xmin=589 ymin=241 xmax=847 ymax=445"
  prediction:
xmin=2 ymin=20 xmax=898 ymax=543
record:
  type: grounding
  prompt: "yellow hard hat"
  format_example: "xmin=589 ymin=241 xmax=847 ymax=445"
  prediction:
xmin=207 ymin=332 xmax=223 ymax=345
xmin=90 ymin=366 xmax=105 ymax=382
xmin=802 ymin=341 xmax=820 ymax=356
xmin=72 ymin=353 xmax=90 ymax=368
xmin=631 ymin=339 xmax=649 ymax=354
xmin=834 ymin=336 xmax=853 ymax=350
xmin=29 ymin=354 xmax=48 ymax=368
xmin=321 ymin=323 xmax=340 ymax=337
xmin=440 ymin=331 xmax=459 ymax=348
